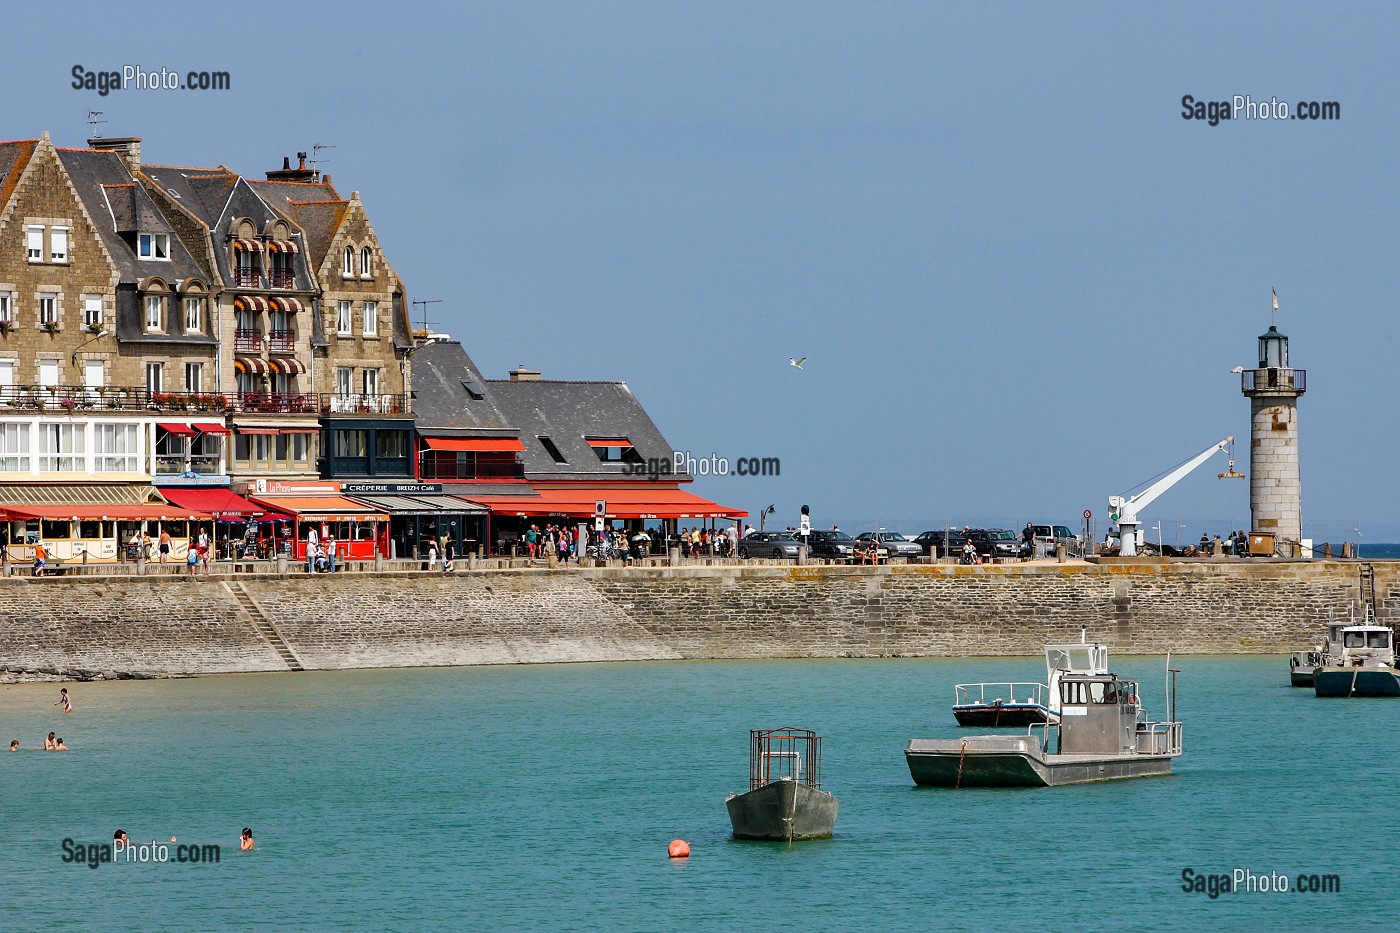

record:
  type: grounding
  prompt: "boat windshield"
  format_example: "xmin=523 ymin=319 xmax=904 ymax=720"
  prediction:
xmin=1343 ymin=630 xmax=1391 ymax=649
xmin=1060 ymin=680 xmax=1130 ymax=705
xmin=1048 ymin=646 xmax=1094 ymax=672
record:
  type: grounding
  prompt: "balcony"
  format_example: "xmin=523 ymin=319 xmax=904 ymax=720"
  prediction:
xmin=322 ymin=393 xmax=409 ymax=415
xmin=267 ymin=268 xmax=295 ymax=289
xmin=235 ymin=391 xmax=320 ymax=414
xmin=234 ymin=328 xmax=263 ymax=352
xmin=1242 ymin=368 xmax=1306 ymax=395
xmin=0 ymin=385 xmax=233 ymax=413
xmin=267 ymin=329 xmax=296 ymax=353
xmin=233 ymin=268 xmax=261 ymax=288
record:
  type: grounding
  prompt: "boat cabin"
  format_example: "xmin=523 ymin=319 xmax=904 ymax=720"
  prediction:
xmin=1333 ymin=625 xmax=1395 ymax=667
xmin=1057 ymin=674 xmax=1141 ymax=756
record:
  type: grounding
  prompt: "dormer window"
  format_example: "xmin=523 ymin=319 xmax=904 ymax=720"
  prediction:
xmin=138 ymin=232 xmax=170 ymax=260
xmin=587 ymin=438 xmax=643 ymax=464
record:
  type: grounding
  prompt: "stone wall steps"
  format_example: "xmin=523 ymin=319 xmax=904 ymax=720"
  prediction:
xmin=225 ymin=581 xmax=305 ymax=671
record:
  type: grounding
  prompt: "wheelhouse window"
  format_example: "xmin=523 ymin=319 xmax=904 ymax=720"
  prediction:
xmin=138 ymin=232 xmax=170 ymax=260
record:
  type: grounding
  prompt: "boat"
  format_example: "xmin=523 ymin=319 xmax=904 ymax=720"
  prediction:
xmin=726 ymin=727 xmax=838 ymax=841
xmin=1289 ymin=616 xmax=1346 ymax=688
xmin=906 ymin=662 xmax=1182 ymax=787
xmin=952 ymin=638 xmax=1109 ymax=727
xmin=1313 ymin=623 xmax=1400 ymax=697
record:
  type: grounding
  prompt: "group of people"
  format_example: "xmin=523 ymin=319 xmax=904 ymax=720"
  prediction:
xmin=422 ymin=534 xmax=456 ymax=572
xmin=303 ymin=527 xmax=338 ymax=574
xmin=9 ymin=735 xmax=68 ymax=751
xmin=524 ymin=524 xmax=579 ymax=562
xmin=673 ymin=527 xmax=735 ymax=558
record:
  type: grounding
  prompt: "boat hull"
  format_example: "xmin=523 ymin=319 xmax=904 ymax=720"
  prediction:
xmin=726 ymin=779 xmax=839 ymax=840
xmin=1313 ymin=666 xmax=1400 ymax=697
xmin=904 ymin=737 xmax=1176 ymax=788
xmin=1290 ymin=668 xmax=1316 ymax=688
xmin=952 ymin=703 xmax=1052 ymax=728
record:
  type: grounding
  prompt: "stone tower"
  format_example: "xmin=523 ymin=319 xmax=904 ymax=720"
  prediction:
xmin=1241 ymin=323 xmax=1305 ymax=549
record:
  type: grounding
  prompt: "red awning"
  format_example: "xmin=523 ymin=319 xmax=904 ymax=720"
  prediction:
xmin=1 ymin=504 xmax=213 ymax=521
xmin=249 ymin=495 xmax=388 ymax=522
xmin=586 ymin=438 xmax=631 ymax=448
xmin=423 ymin=437 xmax=525 ymax=452
xmin=157 ymin=422 xmax=196 ymax=436
xmin=237 ymin=427 xmax=280 ymax=435
xmin=476 ymin=486 xmax=746 ymax=519
xmin=234 ymin=295 xmax=271 ymax=312
xmin=280 ymin=427 xmax=321 ymax=435
xmin=160 ymin=487 xmax=262 ymax=519
xmin=192 ymin=423 xmax=231 ymax=436
xmin=234 ymin=357 xmax=269 ymax=375
xmin=268 ymin=296 xmax=304 ymax=312
xmin=268 ymin=358 xmax=306 ymax=375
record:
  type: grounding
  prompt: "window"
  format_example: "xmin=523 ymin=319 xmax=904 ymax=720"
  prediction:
xmin=145 ymin=362 xmax=163 ymax=395
xmin=0 ymin=359 xmax=13 ymax=388
xmin=0 ymin=293 xmax=12 ymax=323
xmin=38 ymin=296 xmax=57 ymax=325
xmin=360 ymin=246 xmax=372 ymax=277
xmin=538 ymin=435 xmax=567 ymax=464
xmin=291 ymin=433 xmax=310 ymax=463
xmin=270 ymin=372 xmax=292 ymax=395
xmin=343 ymin=246 xmax=355 ymax=276
xmin=84 ymin=360 xmax=104 ymax=391
xmin=337 ymin=300 xmax=352 ymax=334
xmin=138 ymin=232 xmax=170 ymax=260
xmin=145 ymin=295 xmax=162 ymax=331
xmin=336 ymin=367 xmax=353 ymax=396
xmin=83 ymin=295 xmax=102 ymax=328
xmin=235 ymin=371 xmax=258 ymax=396
xmin=362 ymin=301 xmax=378 ymax=336
xmin=0 ymin=423 xmax=29 ymax=472
xmin=94 ymin=424 xmax=139 ymax=472
xmin=50 ymin=227 xmax=69 ymax=263
xmin=376 ymin=431 xmax=407 ymax=459
xmin=334 ymin=430 xmax=368 ymax=458
xmin=39 ymin=423 xmax=85 ymax=472
xmin=362 ymin=369 xmax=379 ymax=396
xmin=184 ymin=297 xmax=202 ymax=332
xmin=26 ymin=226 xmax=43 ymax=261
xmin=185 ymin=362 xmax=202 ymax=393
xmin=38 ymin=360 xmax=59 ymax=388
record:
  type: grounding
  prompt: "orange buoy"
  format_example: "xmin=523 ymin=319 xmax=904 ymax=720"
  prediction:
xmin=668 ymin=839 xmax=690 ymax=859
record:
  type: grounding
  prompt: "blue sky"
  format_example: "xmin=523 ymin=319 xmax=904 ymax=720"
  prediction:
xmin=9 ymin=2 xmax=1397 ymax=540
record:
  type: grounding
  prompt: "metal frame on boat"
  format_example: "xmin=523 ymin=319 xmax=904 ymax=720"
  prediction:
xmin=726 ymin=727 xmax=839 ymax=841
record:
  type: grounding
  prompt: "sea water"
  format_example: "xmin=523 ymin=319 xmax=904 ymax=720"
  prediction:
xmin=1 ymin=656 xmax=1393 ymax=931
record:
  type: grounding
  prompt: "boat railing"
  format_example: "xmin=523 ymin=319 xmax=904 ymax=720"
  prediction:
xmin=749 ymin=727 xmax=823 ymax=791
xmin=1028 ymin=721 xmax=1060 ymax=755
xmin=1290 ymin=649 xmax=1325 ymax=671
xmin=954 ymin=681 xmax=1048 ymax=708
xmin=1136 ymin=720 xmax=1183 ymax=756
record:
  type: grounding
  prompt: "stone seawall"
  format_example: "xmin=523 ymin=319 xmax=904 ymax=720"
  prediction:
xmin=0 ymin=561 xmax=1394 ymax=678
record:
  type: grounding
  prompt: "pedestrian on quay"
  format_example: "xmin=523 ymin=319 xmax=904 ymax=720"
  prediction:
xmin=158 ymin=529 xmax=172 ymax=564
xmin=32 ymin=539 xmax=46 ymax=577
xmin=187 ymin=540 xmax=199 ymax=578
xmin=441 ymin=533 xmax=454 ymax=572
xmin=425 ymin=536 xmax=438 ymax=570
xmin=1022 ymin=522 xmax=1035 ymax=558
xmin=305 ymin=526 xmax=320 ymax=574
xmin=526 ymin=525 xmax=539 ymax=560
xmin=325 ymin=535 xmax=337 ymax=573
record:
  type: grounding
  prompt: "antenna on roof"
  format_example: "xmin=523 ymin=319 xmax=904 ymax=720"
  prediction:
xmin=86 ymin=111 xmax=107 ymax=138
xmin=411 ymin=299 xmax=443 ymax=340
xmin=310 ymin=144 xmax=336 ymax=171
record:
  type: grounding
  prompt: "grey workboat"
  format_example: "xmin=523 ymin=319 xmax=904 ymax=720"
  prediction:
xmin=906 ymin=664 xmax=1182 ymax=788
xmin=726 ymin=727 xmax=838 ymax=841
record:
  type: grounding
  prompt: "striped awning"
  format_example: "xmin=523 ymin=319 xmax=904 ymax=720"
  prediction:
xmin=234 ymin=357 xmax=270 ymax=375
xmin=267 ymin=239 xmax=300 ymax=253
xmin=230 ymin=237 xmax=263 ymax=252
xmin=268 ymin=358 xmax=306 ymax=375
xmin=234 ymin=295 xmax=271 ymax=312
xmin=268 ymin=296 xmax=304 ymax=312
xmin=237 ymin=427 xmax=280 ymax=435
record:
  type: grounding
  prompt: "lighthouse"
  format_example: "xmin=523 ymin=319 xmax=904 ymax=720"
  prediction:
xmin=1241 ymin=312 xmax=1305 ymax=554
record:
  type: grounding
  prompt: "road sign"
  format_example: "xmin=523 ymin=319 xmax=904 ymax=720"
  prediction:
xmin=1083 ymin=509 xmax=1092 ymax=519
xmin=594 ymin=516 xmax=604 ymax=532
xmin=595 ymin=500 xmax=607 ymax=517
xmin=799 ymin=514 xmax=811 ymax=536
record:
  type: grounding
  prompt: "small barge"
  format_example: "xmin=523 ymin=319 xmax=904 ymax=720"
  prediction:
xmin=907 ymin=664 xmax=1182 ymax=788
xmin=1313 ymin=623 xmax=1400 ymax=698
xmin=952 ymin=639 xmax=1109 ymax=727
xmin=726 ymin=727 xmax=838 ymax=841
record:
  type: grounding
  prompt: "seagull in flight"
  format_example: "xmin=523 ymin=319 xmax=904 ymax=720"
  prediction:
xmin=789 ymin=357 xmax=806 ymax=369
xmin=1230 ymin=365 xmax=1245 ymax=374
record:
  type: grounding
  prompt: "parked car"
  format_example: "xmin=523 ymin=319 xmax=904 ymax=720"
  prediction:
xmin=1022 ymin=523 xmax=1078 ymax=557
xmin=854 ymin=531 xmax=923 ymax=559
xmin=802 ymin=529 xmax=859 ymax=560
xmin=968 ymin=528 xmax=1020 ymax=559
xmin=739 ymin=531 xmax=801 ymax=559
xmin=914 ymin=530 xmax=968 ymax=558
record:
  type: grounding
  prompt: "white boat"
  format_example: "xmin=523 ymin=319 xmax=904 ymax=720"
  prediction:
xmin=952 ymin=637 xmax=1109 ymax=727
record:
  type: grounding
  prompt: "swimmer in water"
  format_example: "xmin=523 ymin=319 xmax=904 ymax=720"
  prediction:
xmin=240 ymin=827 xmax=254 ymax=851
xmin=45 ymin=732 xmax=56 ymax=750
xmin=55 ymin=738 xmax=69 ymax=750
xmin=55 ymin=687 xmax=72 ymax=714
xmin=8 ymin=740 xmax=17 ymax=751
xmin=114 ymin=830 xmax=130 ymax=849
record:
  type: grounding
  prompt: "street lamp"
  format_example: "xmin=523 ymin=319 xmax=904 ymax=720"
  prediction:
xmin=70 ymin=328 xmax=111 ymax=365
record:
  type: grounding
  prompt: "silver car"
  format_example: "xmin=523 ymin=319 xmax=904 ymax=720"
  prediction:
xmin=854 ymin=531 xmax=923 ymax=559
xmin=738 ymin=532 xmax=801 ymax=559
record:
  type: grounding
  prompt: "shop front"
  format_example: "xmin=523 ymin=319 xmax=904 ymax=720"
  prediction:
xmin=1 ymin=503 xmax=216 ymax=564
xmin=247 ymin=480 xmax=388 ymax=561
xmin=340 ymin=482 xmax=488 ymax=560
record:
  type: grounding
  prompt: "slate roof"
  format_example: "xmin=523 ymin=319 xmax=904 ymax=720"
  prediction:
xmin=283 ymin=198 xmax=348 ymax=270
xmin=0 ymin=139 xmax=38 ymax=209
xmin=141 ymin=164 xmax=237 ymax=226
xmin=409 ymin=341 xmax=516 ymax=433
xmin=485 ymin=377 xmax=690 ymax=481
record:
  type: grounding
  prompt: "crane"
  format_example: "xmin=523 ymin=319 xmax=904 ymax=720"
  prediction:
xmin=1108 ymin=437 xmax=1235 ymax=557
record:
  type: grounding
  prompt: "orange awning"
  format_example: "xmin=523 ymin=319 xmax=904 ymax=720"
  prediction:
xmin=249 ymin=495 xmax=388 ymax=522
xmin=586 ymin=438 xmax=631 ymax=448
xmin=476 ymin=486 xmax=746 ymax=519
xmin=423 ymin=437 xmax=525 ymax=452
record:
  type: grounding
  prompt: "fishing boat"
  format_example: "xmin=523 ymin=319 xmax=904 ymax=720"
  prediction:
xmin=726 ymin=727 xmax=838 ymax=841
xmin=906 ymin=662 xmax=1182 ymax=788
xmin=1313 ymin=623 xmax=1400 ymax=697
xmin=952 ymin=638 xmax=1109 ymax=727
xmin=1289 ymin=616 xmax=1347 ymax=688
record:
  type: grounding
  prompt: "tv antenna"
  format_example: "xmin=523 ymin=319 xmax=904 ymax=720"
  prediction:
xmin=411 ymin=299 xmax=443 ymax=337
xmin=87 ymin=111 xmax=107 ymax=138
xmin=310 ymin=144 xmax=336 ymax=171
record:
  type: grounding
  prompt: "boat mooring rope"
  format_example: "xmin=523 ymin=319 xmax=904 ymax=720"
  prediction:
xmin=955 ymin=740 xmax=969 ymax=789
xmin=1349 ymin=665 xmax=1360 ymax=698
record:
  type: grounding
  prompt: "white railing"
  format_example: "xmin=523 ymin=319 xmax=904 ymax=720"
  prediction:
xmin=954 ymin=681 xmax=1049 ymax=708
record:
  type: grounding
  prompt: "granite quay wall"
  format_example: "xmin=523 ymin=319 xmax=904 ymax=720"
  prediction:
xmin=0 ymin=561 xmax=1393 ymax=679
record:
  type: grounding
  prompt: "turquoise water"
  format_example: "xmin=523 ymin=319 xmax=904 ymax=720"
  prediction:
xmin=1 ymin=656 xmax=1393 ymax=931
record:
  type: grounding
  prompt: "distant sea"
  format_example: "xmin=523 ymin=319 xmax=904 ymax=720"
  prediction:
xmin=1359 ymin=543 xmax=1400 ymax=558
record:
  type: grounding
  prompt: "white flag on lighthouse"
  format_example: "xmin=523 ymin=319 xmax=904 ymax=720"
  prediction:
xmin=1271 ymin=288 xmax=1279 ymax=311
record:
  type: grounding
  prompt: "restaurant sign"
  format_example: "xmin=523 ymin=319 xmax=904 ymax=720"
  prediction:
xmin=254 ymin=479 xmax=341 ymax=495
xmin=339 ymin=483 xmax=444 ymax=495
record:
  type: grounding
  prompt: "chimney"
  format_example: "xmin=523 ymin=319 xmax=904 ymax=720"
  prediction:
xmin=509 ymin=365 xmax=542 ymax=382
xmin=265 ymin=152 xmax=319 ymax=182
xmin=88 ymin=136 xmax=141 ymax=173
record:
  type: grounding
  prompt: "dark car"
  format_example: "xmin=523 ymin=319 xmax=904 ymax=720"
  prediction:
xmin=915 ymin=530 xmax=968 ymax=558
xmin=738 ymin=531 xmax=801 ymax=559
xmin=802 ymin=529 xmax=859 ymax=560
xmin=854 ymin=531 xmax=923 ymax=559
xmin=969 ymin=528 xmax=1020 ymax=559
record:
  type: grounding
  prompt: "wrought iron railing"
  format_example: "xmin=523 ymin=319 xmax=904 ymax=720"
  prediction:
xmin=234 ymin=391 xmax=320 ymax=414
xmin=234 ymin=328 xmax=263 ymax=352
xmin=267 ymin=269 xmax=295 ymax=289
xmin=321 ymin=393 xmax=408 ymax=415
xmin=233 ymin=268 xmax=261 ymax=288
xmin=1241 ymin=368 xmax=1306 ymax=393
xmin=0 ymin=384 xmax=233 ymax=412
xmin=267 ymin=329 xmax=296 ymax=353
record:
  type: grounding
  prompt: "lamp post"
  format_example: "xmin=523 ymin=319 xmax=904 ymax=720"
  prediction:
xmin=70 ymin=328 xmax=111 ymax=366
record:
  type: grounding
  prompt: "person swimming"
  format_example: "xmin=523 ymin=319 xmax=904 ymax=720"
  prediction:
xmin=55 ymin=738 xmax=69 ymax=750
xmin=240 ymin=827 xmax=254 ymax=851
xmin=45 ymin=732 xmax=56 ymax=750
xmin=113 ymin=830 xmax=130 ymax=849
xmin=8 ymin=740 xmax=17 ymax=751
xmin=55 ymin=687 xmax=73 ymax=714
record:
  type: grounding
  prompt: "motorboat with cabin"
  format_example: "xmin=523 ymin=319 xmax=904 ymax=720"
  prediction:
xmin=952 ymin=638 xmax=1109 ymax=727
xmin=726 ymin=727 xmax=838 ymax=841
xmin=1312 ymin=622 xmax=1400 ymax=698
xmin=1289 ymin=615 xmax=1348 ymax=688
xmin=907 ymin=662 xmax=1182 ymax=787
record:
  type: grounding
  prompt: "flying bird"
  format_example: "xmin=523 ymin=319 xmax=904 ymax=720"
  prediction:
xmin=788 ymin=357 xmax=806 ymax=369
xmin=1230 ymin=366 xmax=1245 ymax=374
